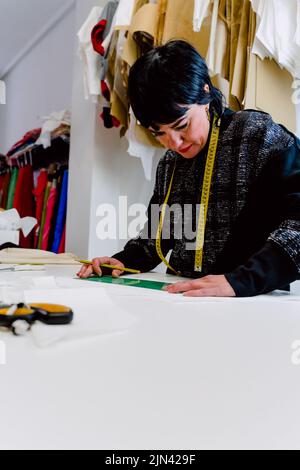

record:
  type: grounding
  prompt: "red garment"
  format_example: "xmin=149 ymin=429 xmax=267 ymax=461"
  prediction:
xmin=58 ymin=224 xmax=66 ymax=254
xmin=13 ymin=166 xmax=35 ymax=248
xmin=91 ymin=19 xmax=107 ymax=56
xmin=33 ymin=169 xmax=48 ymax=248
xmin=0 ymin=175 xmax=5 ymax=207
xmin=7 ymin=128 xmax=41 ymax=156
xmin=41 ymin=185 xmax=58 ymax=251
xmin=1 ymin=172 xmax=11 ymax=209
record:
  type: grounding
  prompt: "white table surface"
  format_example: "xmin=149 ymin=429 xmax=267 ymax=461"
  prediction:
xmin=0 ymin=266 xmax=300 ymax=450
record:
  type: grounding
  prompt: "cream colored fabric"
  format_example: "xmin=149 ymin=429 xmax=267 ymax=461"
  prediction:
xmin=244 ymin=54 xmax=296 ymax=133
xmin=231 ymin=0 xmax=252 ymax=105
xmin=0 ymin=249 xmax=81 ymax=265
xmin=193 ymin=0 xmax=211 ymax=32
xmin=162 ymin=0 xmax=211 ymax=56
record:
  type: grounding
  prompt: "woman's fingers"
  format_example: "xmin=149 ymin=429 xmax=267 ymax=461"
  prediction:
xmin=165 ymin=275 xmax=236 ymax=297
xmin=77 ymin=257 xmax=125 ymax=278
xmin=77 ymin=264 xmax=93 ymax=278
xmin=92 ymin=258 xmax=102 ymax=277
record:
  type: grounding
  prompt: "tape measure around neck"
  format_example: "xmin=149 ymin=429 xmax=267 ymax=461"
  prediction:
xmin=155 ymin=160 xmax=179 ymax=275
xmin=155 ymin=114 xmax=221 ymax=276
xmin=194 ymin=114 xmax=220 ymax=272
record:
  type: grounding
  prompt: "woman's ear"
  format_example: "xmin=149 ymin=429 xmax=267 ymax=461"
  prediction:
xmin=204 ymin=84 xmax=210 ymax=93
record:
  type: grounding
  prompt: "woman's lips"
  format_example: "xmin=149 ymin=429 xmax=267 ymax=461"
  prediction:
xmin=179 ymin=144 xmax=193 ymax=153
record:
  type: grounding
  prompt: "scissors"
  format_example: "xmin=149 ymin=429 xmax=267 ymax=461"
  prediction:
xmin=0 ymin=303 xmax=73 ymax=335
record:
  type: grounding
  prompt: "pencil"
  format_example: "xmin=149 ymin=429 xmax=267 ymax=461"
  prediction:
xmin=79 ymin=260 xmax=140 ymax=274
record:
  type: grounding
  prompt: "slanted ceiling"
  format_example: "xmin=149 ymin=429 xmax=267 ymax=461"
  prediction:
xmin=0 ymin=0 xmax=75 ymax=78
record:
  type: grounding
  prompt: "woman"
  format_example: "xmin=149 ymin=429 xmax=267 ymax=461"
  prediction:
xmin=78 ymin=40 xmax=300 ymax=297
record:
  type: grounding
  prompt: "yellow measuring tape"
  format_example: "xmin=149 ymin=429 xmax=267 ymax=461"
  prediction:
xmin=155 ymin=114 xmax=221 ymax=275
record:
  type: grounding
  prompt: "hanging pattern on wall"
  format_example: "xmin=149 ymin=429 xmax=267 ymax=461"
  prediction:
xmin=78 ymin=0 xmax=299 ymax=144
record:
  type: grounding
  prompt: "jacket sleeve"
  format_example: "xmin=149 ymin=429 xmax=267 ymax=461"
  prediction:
xmin=112 ymin=160 xmax=173 ymax=273
xmin=225 ymin=140 xmax=300 ymax=296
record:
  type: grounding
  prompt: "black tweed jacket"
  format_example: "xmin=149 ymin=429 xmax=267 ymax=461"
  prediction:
xmin=114 ymin=109 xmax=300 ymax=296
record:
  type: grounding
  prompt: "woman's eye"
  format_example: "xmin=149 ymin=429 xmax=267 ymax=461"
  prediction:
xmin=175 ymin=123 xmax=188 ymax=131
xmin=152 ymin=131 xmax=165 ymax=137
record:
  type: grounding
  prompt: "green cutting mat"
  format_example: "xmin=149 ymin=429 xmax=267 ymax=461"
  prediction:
xmin=81 ymin=276 xmax=171 ymax=291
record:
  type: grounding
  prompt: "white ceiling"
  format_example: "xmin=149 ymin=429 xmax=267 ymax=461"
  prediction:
xmin=0 ymin=0 xmax=74 ymax=77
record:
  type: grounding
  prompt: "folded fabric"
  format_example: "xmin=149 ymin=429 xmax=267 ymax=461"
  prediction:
xmin=35 ymin=111 xmax=71 ymax=149
xmin=0 ymin=248 xmax=81 ymax=265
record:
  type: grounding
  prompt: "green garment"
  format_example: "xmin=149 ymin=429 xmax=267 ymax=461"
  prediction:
xmin=6 ymin=168 xmax=19 ymax=210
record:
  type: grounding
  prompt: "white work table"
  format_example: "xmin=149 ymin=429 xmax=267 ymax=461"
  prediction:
xmin=0 ymin=266 xmax=300 ymax=450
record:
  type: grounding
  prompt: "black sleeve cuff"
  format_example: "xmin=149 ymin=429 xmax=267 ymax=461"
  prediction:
xmin=224 ymin=241 xmax=300 ymax=297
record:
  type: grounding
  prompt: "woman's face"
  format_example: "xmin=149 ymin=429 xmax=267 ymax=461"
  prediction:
xmin=149 ymin=103 xmax=210 ymax=159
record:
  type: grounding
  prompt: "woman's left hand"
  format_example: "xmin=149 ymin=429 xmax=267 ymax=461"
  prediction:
xmin=165 ymin=275 xmax=236 ymax=297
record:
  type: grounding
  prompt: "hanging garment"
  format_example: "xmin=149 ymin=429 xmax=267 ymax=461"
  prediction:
xmin=6 ymin=168 xmax=19 ymax=210
xmin=0 ymin=175 xmax=5 ymax=208
xmin=231 ymin=0 xmax=253 ymax=105
xmin=251 ymin=0 xmax=300 ymax=80
xmin=162 ymin=0 xmax=211 ymax=57
xmin=41 ymin=181 xmax=58 ymax=251
xmin=38 ymin=182 xmax=51 ymax=250
xmin=91 ymin=1 xmax=121 ymax=129
xmin=33 ymin=169 xmax=48 ymax=248
xmin=102 ymin=0 xmax=136 ymax=52
xmin=193 ymin=0 xmax=211 ymax=32
xmin=1 ymin=172 xmax=11 ymax=209
xmin=206 ymin=0 xmax=220 ymax=74
xmin=58 ymin=224 xmax=66 ymax=254
xmin=13 ymin=166 xmax=35 ymax=248
xmin=77 ymin=6 xmax=104 ymax=102
xmin=51 ymin=170 xmax=69 ymax=254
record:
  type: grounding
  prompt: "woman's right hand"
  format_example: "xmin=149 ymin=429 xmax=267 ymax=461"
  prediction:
xmin=77 ymin=257 xmax=125 ymax=279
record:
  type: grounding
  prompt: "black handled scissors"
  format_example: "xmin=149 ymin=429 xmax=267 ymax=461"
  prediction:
xmin=0 ymin=303 xmax=73 ymax=335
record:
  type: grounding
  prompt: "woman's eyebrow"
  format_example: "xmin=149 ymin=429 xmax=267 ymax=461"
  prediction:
xmin=170 ymin=116 xmax=188 ymax=128
xmin=150 ymin=115 xmax=188 ymax=132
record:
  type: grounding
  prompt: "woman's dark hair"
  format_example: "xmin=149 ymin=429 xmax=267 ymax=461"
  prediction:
xmin=128 ymin=40 xmax=225 ymax=129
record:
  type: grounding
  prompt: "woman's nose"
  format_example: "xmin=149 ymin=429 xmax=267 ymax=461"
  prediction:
xmin=166 ymin=130 xmax=183 ymax=150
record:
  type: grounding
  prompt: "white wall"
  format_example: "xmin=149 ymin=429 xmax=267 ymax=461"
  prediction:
xmin=0 ymin=5 xmax=76 ymax=153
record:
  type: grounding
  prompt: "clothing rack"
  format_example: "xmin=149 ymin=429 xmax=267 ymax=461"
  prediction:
xmin=0 ymin=126 xmax=70 ymax=252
